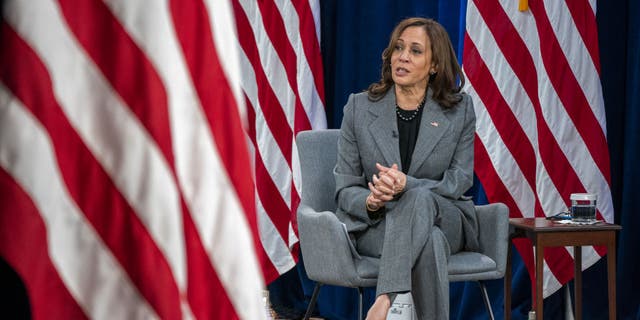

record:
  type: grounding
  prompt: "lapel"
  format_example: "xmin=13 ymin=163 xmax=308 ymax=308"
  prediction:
xmin=368 ymin=90 xmax=401 ymax=168
xmin=408 ymin=89 xmax=450 ymax=176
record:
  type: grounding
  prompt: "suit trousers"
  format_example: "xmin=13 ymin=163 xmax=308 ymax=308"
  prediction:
xmin=354 ymin=186 xmax=464 ymax=320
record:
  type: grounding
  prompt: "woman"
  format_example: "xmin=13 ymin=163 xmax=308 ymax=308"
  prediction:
xmin=333 ymin=17 xmax=479 ymax=320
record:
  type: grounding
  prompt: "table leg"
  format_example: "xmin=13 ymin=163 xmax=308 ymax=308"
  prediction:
xmin=536 ymin=243 xmax=544 ymax=320
xmin=574 ymin=246 xmax=582 ymax=320
xmin=607 ymin=238 xmax=616 ymax=320
xmin=505 ymin=242 xmax=512 ymax=320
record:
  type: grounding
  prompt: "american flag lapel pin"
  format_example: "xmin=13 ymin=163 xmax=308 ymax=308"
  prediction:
xmin=430 ymin=121 xmax=439 ymax=127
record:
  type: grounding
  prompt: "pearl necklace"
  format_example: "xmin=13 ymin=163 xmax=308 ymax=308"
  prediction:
xmin=395 ymin=97 xmax=426 ymax=122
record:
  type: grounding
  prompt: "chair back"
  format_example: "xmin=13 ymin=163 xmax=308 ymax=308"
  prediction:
xmin=296 ymin=129 xmax=340 ymax=212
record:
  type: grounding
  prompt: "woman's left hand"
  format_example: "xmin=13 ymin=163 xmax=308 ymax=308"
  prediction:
xmin=375 ymin=163 xmax=406 ymax=196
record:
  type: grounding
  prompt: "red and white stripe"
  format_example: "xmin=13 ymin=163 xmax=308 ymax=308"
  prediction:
xmin=0 ymin=0 xmax=268 ymax=318
xmin=464 ymin=0 xmax=613 ymax=297
xmin=231 ymin=0 xmax=327 ymax=282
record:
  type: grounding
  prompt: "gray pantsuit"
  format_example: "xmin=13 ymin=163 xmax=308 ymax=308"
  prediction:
xmin=334 ymin=88 xmax=479 ymax=319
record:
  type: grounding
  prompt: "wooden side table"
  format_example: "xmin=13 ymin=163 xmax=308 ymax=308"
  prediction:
xmin=504 ymin=218 xmax=621 ymax=320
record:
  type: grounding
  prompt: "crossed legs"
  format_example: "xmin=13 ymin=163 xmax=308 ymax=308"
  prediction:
xmin=365 ymin=188 xmax=453 ymax=320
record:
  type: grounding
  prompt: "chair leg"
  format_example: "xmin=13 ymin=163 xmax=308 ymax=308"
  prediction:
xmin=357 ymin=287 xmax=364 ymax=320
xmin=477 ymin=281 xmax=495 ymax=320
xmin=304 ymin=282 xmax=323 ymax=320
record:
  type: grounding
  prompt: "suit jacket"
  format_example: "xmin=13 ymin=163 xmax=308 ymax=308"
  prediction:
xmin=334 ymin=87 xmax=480 ymax=251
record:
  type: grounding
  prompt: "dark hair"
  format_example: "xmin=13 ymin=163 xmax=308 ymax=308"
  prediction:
xmin=367 ymin=17 xmax=465 ymax=108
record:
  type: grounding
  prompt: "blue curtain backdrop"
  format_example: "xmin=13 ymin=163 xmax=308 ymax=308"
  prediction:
xmin=268 ymin=0 xmax=640 ymax=319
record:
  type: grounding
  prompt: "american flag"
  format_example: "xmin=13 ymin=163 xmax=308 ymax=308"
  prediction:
xmin=463 ymin=0 xmax=613 ymax=298
xmin=231 ymin=0 xmax=327 ymax=282
xmin=0 ymin=0 xmax=324 ymax=319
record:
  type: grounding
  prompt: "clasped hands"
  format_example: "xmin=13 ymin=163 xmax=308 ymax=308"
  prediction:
xmin=366 ymin=163 xmax=406 ymax=211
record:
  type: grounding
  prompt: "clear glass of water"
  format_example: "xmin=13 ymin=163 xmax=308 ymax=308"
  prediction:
xmin=570 ymin=193 xmax=597 ymax=222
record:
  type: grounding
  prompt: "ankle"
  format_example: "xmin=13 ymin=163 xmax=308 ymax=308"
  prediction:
xmin=375 ymin=294 xmax=391 ymax=308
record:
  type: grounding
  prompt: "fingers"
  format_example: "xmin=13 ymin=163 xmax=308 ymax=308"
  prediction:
xmin=368 ymin=181 xmax=383 ymax=197
xmin=373 ymin=174 xmax=394 ymax=195
xmin=376 ymin=163 xmax=406 ymax=193
xmin=369 ymin=180 xmax=392 ymax=200
xmin=376 ymin=164 xmax=398 ymax=185
xmin=367 ymin=195 xmax=384 ymax=208
xmin=370 ymin=164 xmax=407 ymax=205
xmin=377 ymin=163 xmax=399 ymax=180
xmin=377 ymin=174 xmax=396 ymax=190
xmin=375 ymin=162 xmax=390 ymax=172
xmin=368 ymin=181 xmax=394 ymax=202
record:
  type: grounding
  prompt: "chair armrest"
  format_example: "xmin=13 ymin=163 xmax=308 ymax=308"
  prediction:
xmin=297 ymin=204 xmax=360 ymax=286
xmin=475 ymin=203 xmax=510 ymax=277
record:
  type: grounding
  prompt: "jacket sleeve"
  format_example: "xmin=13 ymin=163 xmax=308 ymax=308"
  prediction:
xmin=334 ymin=94 xmax=378 ymax=223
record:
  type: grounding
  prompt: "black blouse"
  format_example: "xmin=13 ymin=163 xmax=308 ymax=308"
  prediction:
xmin=396 ymin=106 xmax=424 ymax=174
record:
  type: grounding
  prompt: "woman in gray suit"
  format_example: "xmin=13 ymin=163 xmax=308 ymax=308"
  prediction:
xmin=334 ymin=17 xmax=478 ymax=320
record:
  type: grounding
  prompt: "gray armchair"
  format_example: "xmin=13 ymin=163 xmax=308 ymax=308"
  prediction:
xmin=296 ymin=129 xmax=509 ymax=320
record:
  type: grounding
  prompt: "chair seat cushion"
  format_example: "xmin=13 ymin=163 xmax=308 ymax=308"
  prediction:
xmin=448 ymin=252 xmax=496 ymax=275
xmin=353 ymin=251 xmax=496 ymax=279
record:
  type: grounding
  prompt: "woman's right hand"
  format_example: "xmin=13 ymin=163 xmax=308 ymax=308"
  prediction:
xmin=367 ymin=174 xmax=394 ymax=210
xmin=367 ymin=181 xmax=385 ymax=210
xmin=366 ymin=163 xmax=407 ymax=211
